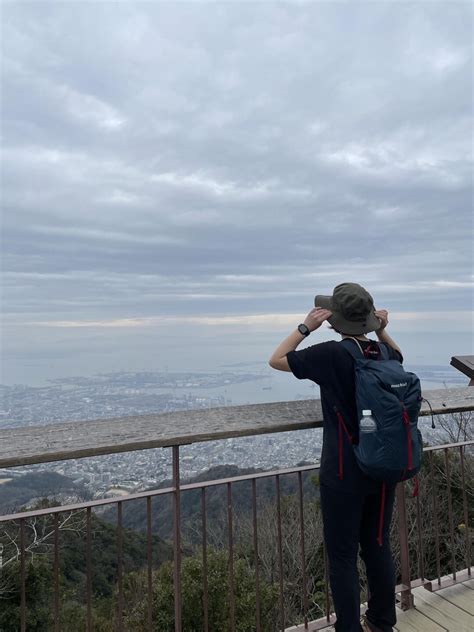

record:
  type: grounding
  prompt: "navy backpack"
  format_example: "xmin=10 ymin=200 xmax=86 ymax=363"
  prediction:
xmin=339 ymin=337 xmax=423 ymax=485
xmin=332 ymin=337 xmax=423 ymax=545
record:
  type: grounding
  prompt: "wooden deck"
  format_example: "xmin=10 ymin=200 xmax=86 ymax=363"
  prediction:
xmin=394 ymin=579 xmax=474 ymax=632
xmin=299 ymin=575 xmax=474 ymax=632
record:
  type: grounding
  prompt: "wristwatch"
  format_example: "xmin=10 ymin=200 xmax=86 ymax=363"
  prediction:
xmin=297 ymin=323 xmax=310 ymax=337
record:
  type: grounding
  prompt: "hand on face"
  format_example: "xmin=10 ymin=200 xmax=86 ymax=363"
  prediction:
xmin=303 ymin=307 xmax=333 ymax=332
xmin=375 ymin=309 xmax=389 ymax=331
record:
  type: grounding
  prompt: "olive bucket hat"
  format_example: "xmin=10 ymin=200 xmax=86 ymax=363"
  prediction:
xmin=314 ymin=282 xmax=381 ymax=335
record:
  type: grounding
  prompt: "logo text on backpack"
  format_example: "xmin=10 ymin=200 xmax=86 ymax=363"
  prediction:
xmin=390 ymin=382 xmax=408 ymax=388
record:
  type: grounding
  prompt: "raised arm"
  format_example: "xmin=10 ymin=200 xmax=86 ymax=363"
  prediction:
xmin=268 ymin=308 xmax=332 ymax=371
xmin=374 ymin=309 xmax=402 ymax=357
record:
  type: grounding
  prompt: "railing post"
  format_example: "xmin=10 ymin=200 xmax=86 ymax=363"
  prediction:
xmin=20 ymin=518 xmax=26 ymax=632
xmin=396 ymin=482 xmax=414 ymax=610
xmin=172 ymin=445 xmax=182 ymax=631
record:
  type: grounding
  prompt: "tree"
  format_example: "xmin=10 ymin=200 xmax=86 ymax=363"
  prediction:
xmin=0 ymin=558 xmax=52 ymax=631
xmin=122 ymin=547 xmax=279 ymax=631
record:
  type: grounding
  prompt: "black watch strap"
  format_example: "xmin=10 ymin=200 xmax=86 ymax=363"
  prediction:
xmin=297 ymin=323 xmax=310 ymax=337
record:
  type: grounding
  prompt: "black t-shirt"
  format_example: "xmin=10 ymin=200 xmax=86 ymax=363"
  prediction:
xmin=287 ymin=339 xmax=403 ymax=492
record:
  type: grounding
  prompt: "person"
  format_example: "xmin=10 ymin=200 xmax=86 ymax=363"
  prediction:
xmin=269 ymin=282 xmax=402 ymax=632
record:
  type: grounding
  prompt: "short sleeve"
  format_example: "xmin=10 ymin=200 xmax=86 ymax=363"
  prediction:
xmin=382 ymin=342 xmax=403 ymax=363
xmin=286 ymin=341 xmax=335 ymax=386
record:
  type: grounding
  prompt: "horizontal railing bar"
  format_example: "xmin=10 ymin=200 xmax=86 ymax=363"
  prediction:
xmin=178 ymin=462 xmax=320 ymax=489
xmin=0 ymin=388 xmax=471 ymax=469
xmin=0 ymin=487 xmax=171 ymax=522
xmin=423 ymin=568 xmax=473 ymax=592
xmin=423 ymin=439 xmax=474 ymax=452
xmin=0 ymin=463 xmax=320 ymax=522
xmin=1 ymin=438 xmax=473 ymax=523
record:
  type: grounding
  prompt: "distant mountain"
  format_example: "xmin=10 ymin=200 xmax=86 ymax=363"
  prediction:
xmin=101 ymin=462 xmax=320 ymax=544
xmin=0 ymin=471 xmax=85 ymax=514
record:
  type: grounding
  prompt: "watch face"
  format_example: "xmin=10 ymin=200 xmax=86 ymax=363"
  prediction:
xmin=298 ymin=324 xmax=309 ymax=335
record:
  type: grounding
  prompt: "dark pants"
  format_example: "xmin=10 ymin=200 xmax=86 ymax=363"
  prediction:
xmin=320 ymin=483 xmax=397 ymax=632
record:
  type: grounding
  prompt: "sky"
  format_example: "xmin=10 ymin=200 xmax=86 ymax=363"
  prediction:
xmin=1 ymin=1 xmax=473 ymax=386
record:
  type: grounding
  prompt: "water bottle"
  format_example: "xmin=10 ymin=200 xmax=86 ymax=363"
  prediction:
xmin=359 ymin=409 xmax=377 ymax=433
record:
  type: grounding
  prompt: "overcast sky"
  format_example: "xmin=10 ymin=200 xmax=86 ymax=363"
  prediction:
xmin=1 ymin=1 xmax=473 ymax=385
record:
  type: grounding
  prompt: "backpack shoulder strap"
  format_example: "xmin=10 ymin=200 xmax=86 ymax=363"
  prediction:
xmin=341 ymin=337 xmax=390 ymax=361
xmin=340 ymin=337 xmax=364 ymax=359
xmin=378 ymin=342 xmax=391 ymax=360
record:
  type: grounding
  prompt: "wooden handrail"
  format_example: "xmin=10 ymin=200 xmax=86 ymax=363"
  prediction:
xmin=0 ymin=387 xmax=472 ymax=468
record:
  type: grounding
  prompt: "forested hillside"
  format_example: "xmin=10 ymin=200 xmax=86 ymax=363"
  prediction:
xmin=0 ymin=424 xmax=472 ymax=631
xmin=0 ymin=471 xmax=86 ymax=514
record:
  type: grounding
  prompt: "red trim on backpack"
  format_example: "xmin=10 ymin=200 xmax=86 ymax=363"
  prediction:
xmin=335 ymin=410 xmax=352 ymax=481
xmin=363 ymin=343 xmax=380 ymax=360
xmin=377 ymin=482 xmax=386 ymax=547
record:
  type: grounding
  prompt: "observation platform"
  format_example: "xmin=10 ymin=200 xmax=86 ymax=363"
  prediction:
xmin=0 ymin=387 xmax=472 ymax=632
xmin=287 ymin=574 xmax=474 ymax=631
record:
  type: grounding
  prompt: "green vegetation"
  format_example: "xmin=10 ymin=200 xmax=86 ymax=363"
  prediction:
xmin=122 ymin=549 xmax=279 ymax=631
xmin=0 ymin=509 xmax=173 ymax=631
xmin=0 ymin=427 xmax=472 ymax=631
xmin=103 ymin=463 xmax=320 ymax=545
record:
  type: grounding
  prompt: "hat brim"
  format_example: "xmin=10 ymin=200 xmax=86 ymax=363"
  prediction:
xmin=314 ymin=294 xmax=381 ymax=335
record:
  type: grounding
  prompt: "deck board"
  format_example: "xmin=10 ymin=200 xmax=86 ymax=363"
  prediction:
xmin=287 ymin=581 xmax=473 ymax=630
xmin=412 ymin=585 xmax=473 ymax=631
xmin=435 ymin=583 xmax=474 ymax=614
xmin=394 ymin=605 xmax=446 ymax=631
xmin=317 ymin=582 xmax=473 ymax=631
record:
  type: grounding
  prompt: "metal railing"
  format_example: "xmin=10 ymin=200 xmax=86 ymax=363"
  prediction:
xmin=0 ymin=398 xmax=472 ymax=631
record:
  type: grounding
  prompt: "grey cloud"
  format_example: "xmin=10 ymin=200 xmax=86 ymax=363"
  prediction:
xmin=2 ymin=0 xmax=473 ymax=332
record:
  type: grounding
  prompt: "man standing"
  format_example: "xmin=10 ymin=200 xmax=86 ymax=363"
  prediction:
xmin=269 ymin=283 xmax=402 ymax=632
